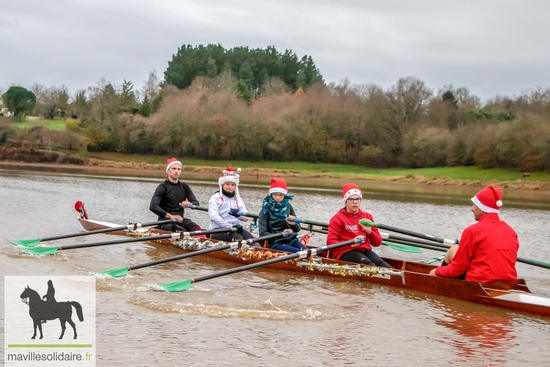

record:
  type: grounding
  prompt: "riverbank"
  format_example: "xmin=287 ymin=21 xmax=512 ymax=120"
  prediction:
xmin=1 ymin=146 xmax=550 ymax=192
xmin=2 ymin=158 xmax=550 ymax=194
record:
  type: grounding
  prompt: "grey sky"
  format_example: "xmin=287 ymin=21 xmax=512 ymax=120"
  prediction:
xmin=1 ymin=1 xmax=549 ymax=101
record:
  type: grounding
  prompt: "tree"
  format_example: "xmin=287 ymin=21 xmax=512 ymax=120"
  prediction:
xmin=138 ymin=95 xmax=152 ymax=117
xmin=164 ymin=44 xmax=324 ymax=96
xmin=42 ymin=85 xmax=70 ymax=119
xmin=72 ymin=89 xmax=89 ymax=120
xmin=141 ymin=70 xmax=160 ymax=103
xmin=2 ymin=86 xmax=36 ymax=120
xmin=30 ymin=84 xmax=46 ymax=116
xmin=387 ymin=76 xmax=432 ymax=125
xmin=119 ymin=79 xmax=138 ymax=114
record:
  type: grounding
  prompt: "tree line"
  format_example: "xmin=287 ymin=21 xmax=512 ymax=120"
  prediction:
xmin=2 ymin=43 xmax=550 ymax=172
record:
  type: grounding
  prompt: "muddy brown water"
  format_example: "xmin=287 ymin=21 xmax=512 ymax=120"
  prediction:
xmin=1 ymin=167 xmax=550 ymax=366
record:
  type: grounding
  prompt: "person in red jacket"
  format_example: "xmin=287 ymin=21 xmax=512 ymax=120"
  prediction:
xmin=429 ymin=185 xmax=519 ymax=282
xmin=326 ymin=184 xmax=391 ymax=268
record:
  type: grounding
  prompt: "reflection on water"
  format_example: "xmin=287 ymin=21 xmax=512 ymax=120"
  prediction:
xmin=431 ymin=301 xmax=516 ymax=364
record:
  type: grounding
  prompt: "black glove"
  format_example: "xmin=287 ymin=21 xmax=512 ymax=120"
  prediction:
xmin=229 ymin=208 xmax=243 ymax=217
xmin=233 ymin=224 xmax=243 ymax=234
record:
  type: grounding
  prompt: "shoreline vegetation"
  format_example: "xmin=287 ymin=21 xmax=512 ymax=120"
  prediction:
xmin=3 ymin=44 xmax=550 ymax=203
xmin=2 ymin=148 xmax=550 ymax=195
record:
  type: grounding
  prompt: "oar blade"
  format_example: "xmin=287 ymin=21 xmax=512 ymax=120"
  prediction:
xmin=382 ymin=241 xmax=423 ymax=253
xmin=19 ymin=246 xmax=60 ymax=256
xmin=150 ymin=279 xmax=193 ymax=292
xmin=8 ymin=238 xmax=41 ymax=247
xmin=90 ymin=267 xmax=130 ymax=278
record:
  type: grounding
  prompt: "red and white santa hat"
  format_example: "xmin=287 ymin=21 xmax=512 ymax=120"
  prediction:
xmin=219 ymin=167 xmax=242 ymax=194
xmin=166 ymin=157 xmax=182 ymax=172
xmin=471 ymin=185 xmax=503 ymax=214
xmin=342 ymin=183 xmax=362 ymax=203
xmin=269 ymin=178 xmax=288 ymax=195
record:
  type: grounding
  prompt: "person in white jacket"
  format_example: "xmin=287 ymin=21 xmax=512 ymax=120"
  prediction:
xmin=208 ymin=167 xmax=259 ymax=246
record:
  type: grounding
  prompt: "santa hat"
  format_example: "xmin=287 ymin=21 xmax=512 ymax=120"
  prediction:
xmin=471 ymin=185 xmax=503 ymax=214
xmin=269 ymin=178 xmax=288 ymax=195
xmin=219 ymin=167 xmax=242 ymax=197
xmin=166 ymin=157 xmax=182 ymax=172
xmin=342 ymin=183 xmax=362 ymax=203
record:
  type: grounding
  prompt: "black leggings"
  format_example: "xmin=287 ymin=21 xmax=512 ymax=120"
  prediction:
xmin=340 ymin=250 xmax=392 ymax=268
xmin=210 ymin=229 xmax=260 ymax=247
xmin=159 ymin=218 xmax=201 ymax=232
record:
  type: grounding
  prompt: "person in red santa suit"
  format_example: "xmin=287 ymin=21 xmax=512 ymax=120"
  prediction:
xmin=429 ymin=185 xmax=519 ymax=282
xmin=326 ymin=184 xmax=391 ymax=268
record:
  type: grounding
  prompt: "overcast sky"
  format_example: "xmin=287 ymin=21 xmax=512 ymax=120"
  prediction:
xmin=1 ymin=1 xmax=549 ymax=101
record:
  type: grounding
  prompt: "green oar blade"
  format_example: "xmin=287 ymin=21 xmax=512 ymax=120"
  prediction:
xmin=90 ymin=267 xmax=130 ymax=278
xmin=19 ymin=246 xmax=60 ymax=256
xmin=382 ymin=241 xmax=422 ymax=253
xmin=8 ymin=238 xmax=41 ymax=247
xmin=150 ymin=279 xmax=194 ymax=292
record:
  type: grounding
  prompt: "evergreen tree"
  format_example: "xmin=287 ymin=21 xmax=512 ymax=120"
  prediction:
xmin=2 ymin=86 xmax=36 ymax=120
xmin=164 ymin=44 xmax=324 ymax=96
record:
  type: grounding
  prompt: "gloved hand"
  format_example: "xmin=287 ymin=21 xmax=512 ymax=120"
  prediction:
xmin=233 ymin=224 xmax=243 ymax=234
xmin=229 ymin=208 xmax=243 ymax=217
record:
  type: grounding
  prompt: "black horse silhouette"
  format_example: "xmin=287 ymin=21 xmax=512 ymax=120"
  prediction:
xmin=20 ymin=281 xmax=84 ymax=340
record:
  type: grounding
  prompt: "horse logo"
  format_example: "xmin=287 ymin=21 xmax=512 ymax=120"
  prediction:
xmin=19 ymin=280 xmax=84 ymax=340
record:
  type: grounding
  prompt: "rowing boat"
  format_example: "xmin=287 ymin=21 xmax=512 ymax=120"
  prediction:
xmin=78 ymin=215 xmax=550 ymax=317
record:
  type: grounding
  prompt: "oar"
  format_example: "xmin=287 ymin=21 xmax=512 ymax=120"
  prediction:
xmin=379 ymin=226 xmax=550 ymax=269
xmin=189 ymin=205 xmax=330 ymax=234
xmin=188 ymin=209 xmax=424 ymax=254
xmin=150 ymin=238 xmax=368 ymax=292
xmin=359 ymin=220 xmax=458 ymax=245
xmin=189 ymin=204 xmax=260 ymax=219
xmin=381 ymin=241 xmax=422 ymax=253
xmin=91 ymin=233 xmax=284 ymax=278
xmin=301 ymin=227 xmax=423 ymax=253
xmin=421 ymin=255 xmax=445 ymax=264
xmin=8 ymin=219 xmax=177 ymax=247
xmin=18 ymin=228 xmax=237 ymax=256
xmin=380 ymin=237 xmax=452 ymax=252
xmin=286 ymin=217 xmax=329 ymax=229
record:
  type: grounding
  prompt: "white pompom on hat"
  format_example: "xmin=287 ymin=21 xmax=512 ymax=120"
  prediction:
xmin=342 ymin=183 xmax=362 ymax=204
xmin=166 ymin=157 xmax=182 ymax=172
xmin=471 ymin=185 xmax=503 ymax=214
xmin=269 ymin=178 xmax=288 ymax=195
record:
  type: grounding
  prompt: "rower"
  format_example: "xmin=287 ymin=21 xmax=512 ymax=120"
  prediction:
xmin=325 ymin=184 xmax=391 ymax=268
xmin=149 ymin=158 xmax=205 ymax=236
xmin=207 ymin=167 xmax=260 ymax=247
xmin=258 ymin=178 xmax=307 ymax=252
xmin=429 ymin=186 xmax=519 ymax=282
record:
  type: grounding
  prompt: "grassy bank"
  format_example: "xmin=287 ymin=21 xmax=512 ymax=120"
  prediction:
xmin=15 ymin=117 xmax=66 ymax=131
xmin=87 ymin=152 xmax=550 ymax=185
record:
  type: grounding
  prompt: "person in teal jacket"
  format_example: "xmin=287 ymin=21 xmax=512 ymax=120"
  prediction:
xmin=258 ymin=178 xmax=307 ymax=253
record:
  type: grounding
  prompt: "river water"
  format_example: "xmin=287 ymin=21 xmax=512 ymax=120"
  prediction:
xmin=1 ymin=167 xmax=550 ymax=366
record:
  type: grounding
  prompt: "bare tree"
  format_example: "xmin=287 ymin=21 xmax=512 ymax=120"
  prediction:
xmin=387 ymin=76 xmax=433 ymax=125
xmin=42 ymin=85 xmax=70 ymax=119
xmin=30 ymin=84 xmax=46 ymax=116
xmin=141 ymin=70 xmax=160 ymax=102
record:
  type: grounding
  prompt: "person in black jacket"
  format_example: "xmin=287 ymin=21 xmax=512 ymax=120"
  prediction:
xmin=149 ymin=158 xmax=203 ymax=234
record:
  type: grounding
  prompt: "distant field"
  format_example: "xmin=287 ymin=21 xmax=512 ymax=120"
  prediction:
xmin=14 ymin=117 xmax=66 ymax=131
xmin=88 ymin=152 xmax=550 ymax=182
